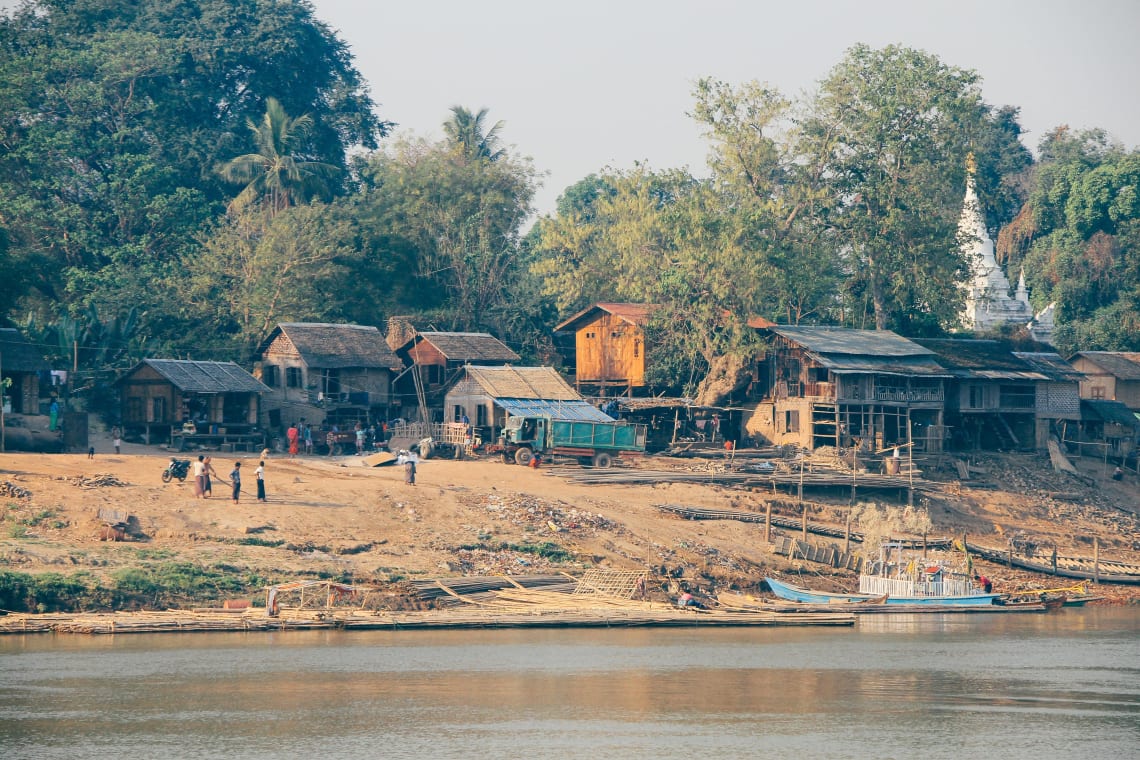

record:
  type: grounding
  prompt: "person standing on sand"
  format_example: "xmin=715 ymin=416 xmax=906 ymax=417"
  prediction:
xmin=397 ymin=450 xmax=417 ymax=485
xmin=255 ymin=461 xmax=266 ymax=502
xmin=230 ymin=461 xmax=242 ymax=503
xmin=192 ymin=455 xmax=206 ymax=498
xmin=112 ymin=426 xmax=122 ymax=455
xmin=202 ymin=456 xmax=217 ymax=498
xmin=287 ymin=423 xmax=299 ymax=458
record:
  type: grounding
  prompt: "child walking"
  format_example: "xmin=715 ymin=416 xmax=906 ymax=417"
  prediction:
xmin=255 ymin=461 xmax=266 ymax=502
xmin=230 ymin=461 xmax=241 ymax=504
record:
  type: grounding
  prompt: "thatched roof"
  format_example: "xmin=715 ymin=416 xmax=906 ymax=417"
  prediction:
xmin=119 ymin=360 xmax=269 ymax=393
xmin=260 ymin=323 xmax=402 ymax=370
xmin=412 ymin=332 xmax=520 ymax=362
xmin=461 ymin=366 xmax=580 ymax=400
xmin=0 ymin=329 xmax=49 ymax=372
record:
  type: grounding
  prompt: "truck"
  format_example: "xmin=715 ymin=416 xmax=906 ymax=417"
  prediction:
xmin=498 ymin=415 xmax=647 ymax=468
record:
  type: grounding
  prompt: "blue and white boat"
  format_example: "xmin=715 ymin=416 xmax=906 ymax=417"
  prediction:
xmin=767 ymin=555 xmax=1001 ymax=606
xmin=764 ymin=577 xmax=882 ymax=604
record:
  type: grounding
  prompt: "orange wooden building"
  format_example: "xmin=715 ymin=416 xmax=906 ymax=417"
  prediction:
xmin=554 ymin=303 xmax=655 ymax=396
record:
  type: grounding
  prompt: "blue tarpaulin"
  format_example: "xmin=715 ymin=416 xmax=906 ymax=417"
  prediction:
xmin=496 ymin=399 xmax=613 ymax=422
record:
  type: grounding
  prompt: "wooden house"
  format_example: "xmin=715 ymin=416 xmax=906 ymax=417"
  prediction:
xmin=0 ymin=328 xmax=49 ymax=415
xmin=393 ymin=331 xmax=520 ymax=412
xmin=1073 ymin=399 xmax=1140 ymax=461
xmin=444 ymin=365 xmax=608 ymax=443
xmin=914 ymin=339 xmax=1081 ymax=450
xmin=554 ymin=303 xmax=655 ymax=395
xmin=116 ymin=360 xmax=269 ymax=447
xmin=1069 ymin=352 xmax=1140 ymax=410
xmin=745 ymin=326 xmax=948 ymax=452
xmin=256 ymin=323 xmax=403 ymax=430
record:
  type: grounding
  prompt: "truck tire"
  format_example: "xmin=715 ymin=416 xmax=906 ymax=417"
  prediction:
xmin=592 ymin=452 xmax=613 ymax=469
xmin=514 ymin=447 xmax=533 ymax=466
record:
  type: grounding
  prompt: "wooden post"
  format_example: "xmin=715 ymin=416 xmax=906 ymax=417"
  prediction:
xmin=801 ymin=501 xmax=808 ymax=542
xmin=843 ymin=511 xmax=851 ymax=554
xmin=1093 ymin=537 xmax=1100 ymax=584
xmin=1007 ymin=545 xmax=1013 ymax=569
xmin=1051 ymin=545 xmax=1058 ymax=575
xmin=765 ymin=501 xmax=772 ymax=544
xmin=798 ymin=454 xmax=804 ymax=504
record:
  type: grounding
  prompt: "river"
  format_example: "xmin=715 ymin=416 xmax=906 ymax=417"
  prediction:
xmin=1 ymin=608 xmax=1137 ymax=759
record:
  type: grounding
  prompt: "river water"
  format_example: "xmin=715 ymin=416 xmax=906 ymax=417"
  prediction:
xmin=1 ymin=608 xmax=1137 ymax=760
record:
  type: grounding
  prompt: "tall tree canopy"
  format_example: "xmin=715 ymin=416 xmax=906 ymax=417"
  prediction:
xmin=354 ymin=115 xmax=544 ymax=356
xmin=800 ymin=44 xmax=1030 ymax=333
xmin=0 ymin=0 xmax=385 ymax=341
xmin=1004 ymin=128 xmax=1140 ymax=352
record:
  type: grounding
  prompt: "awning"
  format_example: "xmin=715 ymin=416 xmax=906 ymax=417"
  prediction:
xmin=496 ymin=398 xmax=614 ymax=422
xmin=1081 ymin=399 xmax=1140 ymax=428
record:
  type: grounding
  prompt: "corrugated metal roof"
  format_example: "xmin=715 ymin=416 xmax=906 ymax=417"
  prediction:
xmin=496 ymin=399 xmax=614 ymax=421
xmin=554 ymin=302 xmax=657 ymax=332
xmin=772 ymin=326 xmax=934 ymax=357
xmin=814 ymin=355 xmax=950 ymax=377
xmin=261 ymin=323 xmax=403 ymax=370
xmin=1075 ymin=352 xmax=1140 ymax=381
xmin=415 ymin=332 xmax=520 ymax=362
xmin=1012 ymin=352 xmax=1084 ymax=382
xmin=0 ymin=329 xmax=49 ymax=372
xmin=1081 ymin=399 xmax=1140 ymax=428
xmin=463 ymin=366 xmax=581 ymax=400
xmin=123 ymin=360 xmax=270 ymax=393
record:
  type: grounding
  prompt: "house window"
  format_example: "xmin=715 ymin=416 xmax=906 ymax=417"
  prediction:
xmin=785 ymin=410 xmax=800 ymax=433
xmin=151 ymin=397 xmax=166 ymax=423
xmin=476 ymin=405 xmax=487 ymax=427
xmin=286 ymin=367 xmax=303 ymax=388
xmin=427 ymin=365 xmax=442 ymax=385
xmin=453 ymin=405 xmax=463 ymax=422
xmin=1090 ymin=386 xmax=1106 ymax=399
xmin=586 ymin=331 xmax=596 ymax=339
xmin=968 ymin=385 xmax=984 ymax=409
xmin=262 ymin=365 xmax=279 ymax=387
xmin=611 ymin=331 xmax=620 ymax=338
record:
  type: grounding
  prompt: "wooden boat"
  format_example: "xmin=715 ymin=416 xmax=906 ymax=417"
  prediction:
xmin=1062 ymin=594 xmax=1104 ymax=607
xmin=763 ymin=577 xmax=884 ymax=605
xmin=765 ymin=575 xmax=1001 ymax=607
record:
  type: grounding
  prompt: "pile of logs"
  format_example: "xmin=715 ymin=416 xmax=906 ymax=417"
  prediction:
xmin=0 ymin=481 xmax=32 ymax=498
xmin=71 ymin=473 xmax=127 ymax=489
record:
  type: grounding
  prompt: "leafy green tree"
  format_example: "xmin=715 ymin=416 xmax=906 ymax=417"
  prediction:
xmin=217 ymin=98 xmax=340 ymax=215
xmin=355 ymin=126 xmax=540 ymax=347
xmin=0 ymin=0 xmax=384 ymax=341
xmin=800 ymin=44 xmax=992 ymax=332
xmin=1008 ymin=128 xmax=1140 ymax=352
xmin=532 ymin=167 xmax=766 ymax=399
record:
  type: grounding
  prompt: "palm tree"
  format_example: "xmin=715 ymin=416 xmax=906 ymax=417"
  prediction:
xmin=442 ymin=106 xmax=506 ymax=164
xmin=217 ymin=97 xmax=339 ymax=215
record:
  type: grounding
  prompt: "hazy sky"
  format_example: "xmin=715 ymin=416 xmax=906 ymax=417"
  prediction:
xmin=308 ymin=0 xmax=1139 ymax=217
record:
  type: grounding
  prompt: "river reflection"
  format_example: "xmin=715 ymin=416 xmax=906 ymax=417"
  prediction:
xmin=1 ymin=608 xmax=1137 ymax=759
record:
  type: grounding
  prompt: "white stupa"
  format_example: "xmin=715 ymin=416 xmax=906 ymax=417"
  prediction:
xmin=959 ymin=156 xmax=1054 ymax=343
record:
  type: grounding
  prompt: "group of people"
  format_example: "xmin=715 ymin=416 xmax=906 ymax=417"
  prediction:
xmin=285 ymin=422 xmax=313 ymax=458
xmin=191 ymin=455 xmax=266 ymax=503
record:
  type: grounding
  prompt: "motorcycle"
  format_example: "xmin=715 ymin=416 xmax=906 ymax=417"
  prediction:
xmin=162 ymin=458 xmax=191 ymax=483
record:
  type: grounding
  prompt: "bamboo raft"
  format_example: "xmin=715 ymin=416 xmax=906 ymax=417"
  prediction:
xmin=0 ymin=602 xmax=854 ymax=635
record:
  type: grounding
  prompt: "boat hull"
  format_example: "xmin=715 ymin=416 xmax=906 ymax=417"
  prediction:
xmin=764 ymin=577 xmax=880 ymax=604
xmin=765 ymin=577 xmax=1001 ymax=606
